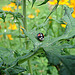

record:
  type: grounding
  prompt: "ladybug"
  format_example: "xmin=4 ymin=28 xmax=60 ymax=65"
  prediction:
xmin=37 ymin=33 xmax=44 ymax=41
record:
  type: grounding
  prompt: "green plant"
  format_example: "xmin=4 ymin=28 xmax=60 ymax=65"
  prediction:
xmin=0 ymin=0 xmax=75 ymax=75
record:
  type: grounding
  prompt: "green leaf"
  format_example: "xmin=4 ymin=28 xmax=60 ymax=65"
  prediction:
xmin=21 ymin=28 xmax=41 ymax=48
xmin=7 ymin=66 xmax=26 ymax=75
xmin=16 ymin=34 xmax=25 ymax=38
xmin=38 ymin=0 xmax=49 ymax=6
xmin=44 ymin=0 xmax=60 ymax=21
xmin=45 ymin=3 xmax=58 ymax=22
xmin=43 ymin=44 xmax=75 ymax=75
xmin=43 ymin=43 xmax=75 ymax=65
xmin=0 ymin=47 xmax=15 ymax=65
xmin=41 ymin=7 xmax=75 ymax=47
xmin=42 ymin=36 xmax=75 ymax=74
xmin=0 ymin=13 xmax=6 ymax=22
xmin=17 ymin=18 xmax=23 ymax=26
xmin=40 ymin=16 xmax=46 ymax=19
xmin=11 ymin=47 xmax=43 ymax=65
xmin=38 ymin=6 xmax=75 ymax=75
xmin=0 ymin=10 xmax=23 ymax=19
xmin=58 ymin=55 xmax=75 ymax=75
xmin=32 ymin=0 xmax=36 ymax=7
xmin=61 ymin=7 xmax=75 ymax=39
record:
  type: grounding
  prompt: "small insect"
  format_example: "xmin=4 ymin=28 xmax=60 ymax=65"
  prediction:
xmin=37 ymin=33 xmax=44 ymax=41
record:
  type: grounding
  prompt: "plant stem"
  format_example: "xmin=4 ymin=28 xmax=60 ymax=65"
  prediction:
xmin=17 ymin=0 xmax=21 ymax=47
xmin=56 ymin=7 xmax=59 ymax=37
xmin=61 ymin=5 xmax=63 ymax=18
xmin=17 ymin=0 xmax=19 ymax=12
xmin=23 ymin=0 xmax=26 ymax=30
xmin=28 ymin=60 xmax=33 ymax=75
xmin=19 ymin=23 xmax=22 ymax=47
xmin=61 ymin=5 xmax=64 ymax=33
xmin=23 ymin=0 xmax=28 ymax=48
xmin=23 ymin=0 xmax=33 ymax=75
xmin=18 ymin=48 xmax=44 ymax=64
xmin=56 ymin=8 xmax=58 ymax=20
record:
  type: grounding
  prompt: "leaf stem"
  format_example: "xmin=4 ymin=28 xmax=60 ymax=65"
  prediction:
xmin=18 ymin=48 xmax=44 ymax=64
xmin=23 ymin=0 xmax=32 ymax=74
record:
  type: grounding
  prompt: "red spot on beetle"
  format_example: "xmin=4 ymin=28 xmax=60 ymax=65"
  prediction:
xmin=38 ymin=34 xmax=41 ymax=36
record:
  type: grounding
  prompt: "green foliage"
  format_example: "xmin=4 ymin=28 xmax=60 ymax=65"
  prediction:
xmin=62 ymin=7 xmax=75 ymax=39
xmin=19 ymin=6 xmax=75 ymax=75
xmin=0 ymin=47 xmax=26 ymax=75
xmin=45 ymin=0 xmax=60 ymax=21
xmin=43 ymin=7 xmax=75 ymax=75
xmin=58 ymin=55 xmax=75 ymax=75
xmin=0 ymin=12 xmax=6 ymax=22
xmin=32 ymin=0 xmax=36 ymax=7
xmin=38 ymin=0 xmax=49 ymax=6
xmin=0 ymin=9 xmax=23 ymax=22
xmin=0 ymin=0 xmax=75 ymax=75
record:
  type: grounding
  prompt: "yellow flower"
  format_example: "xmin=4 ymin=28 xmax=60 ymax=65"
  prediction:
xmin=67 ymin=0 xmax=75 ymax=18
xmin=35 ymin=9 xmax=40 ymax=13
xmin=14 ymin=5 xmax=21 ymax=9
xmin=2 ymin=6 xmax=14 ymax=12
xmin=61 ymin=24 xmax=66 ymax=28
xmin=7 ymin=34 xmax=13 ymax=40
xmin=48 ymin=0 xmax=69 ymax=5
xmin=35 ymin=9 xmax=40 ymax=16
xmin=48 ymin=0 xmax=57 ymax=5
xmin=28 ymin=14 xmax=35 ymax=18
xmin=0 ymin=18 xmax=2 ymax=19
xmin=0 ymin=35 xmax=3 ymax=38
xmin=20 ymin=26 xmax=24 ymax=31
xmin=18 ymin=6 xmax=21 ymax=9
xmin=66 ymin=0 xmax=75 ymax=18
xmin=20 ymin=26 xmax=24 ymax=34
xmin=48 ymin=16 xmax=52 ymax=19
xmin=72 ymin=11 xmax=75 ymax=18
xmin=8 ymin=23 xmax=17 ymax=30
xmin=8 ymin=2 xmax=16 ymax=7
xmin=61 ymin=21 xmax=67 ymax=28
xmin=48 ymin=16 xmax=52 ymax=24
xmin=59 ymin=0 xmax=69 ymax=5
xmin=68 ymin=0 xmax=75 ymax=8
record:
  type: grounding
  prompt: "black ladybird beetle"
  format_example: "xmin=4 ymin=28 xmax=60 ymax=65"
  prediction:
xmin=37 ymin=33 xmax=44 ymax=41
